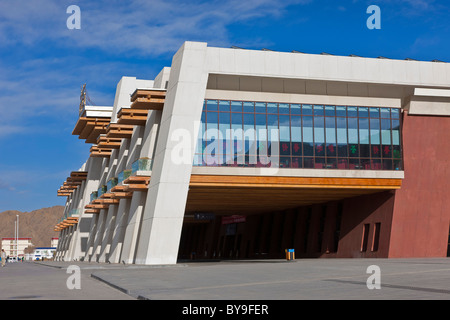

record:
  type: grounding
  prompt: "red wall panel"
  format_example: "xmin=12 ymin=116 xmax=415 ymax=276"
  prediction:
xmin=389 ymin=111 xmax=450 ymax=257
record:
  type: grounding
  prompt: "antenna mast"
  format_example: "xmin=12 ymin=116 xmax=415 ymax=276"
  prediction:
xmin=79 ymin=83 xmax=86 ymax=116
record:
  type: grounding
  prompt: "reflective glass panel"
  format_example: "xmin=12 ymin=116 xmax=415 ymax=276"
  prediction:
xmin=199 ymin=100 xmax=402 ymax=170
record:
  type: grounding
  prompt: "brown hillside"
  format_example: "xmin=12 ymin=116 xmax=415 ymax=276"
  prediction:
xmin=0 ymin=206 xmax=64 ymax=248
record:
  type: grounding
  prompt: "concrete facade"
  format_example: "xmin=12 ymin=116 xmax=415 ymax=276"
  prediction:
xmin=54 ymin=42 xmax=450 ymax=264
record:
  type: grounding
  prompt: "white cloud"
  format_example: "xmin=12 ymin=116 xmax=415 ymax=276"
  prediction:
xmin=0 ymin=0 xmax=311 ymax=133
xmin=0 ymin=0 xmax=308 ymax=56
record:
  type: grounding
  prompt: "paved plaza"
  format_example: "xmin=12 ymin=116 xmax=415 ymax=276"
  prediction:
xmin=0 ymin=258 xmax=449 ymax=301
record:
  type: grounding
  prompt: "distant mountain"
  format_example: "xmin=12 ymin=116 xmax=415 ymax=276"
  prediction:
xmin=0 ymin=206 xmax=64 ymax=248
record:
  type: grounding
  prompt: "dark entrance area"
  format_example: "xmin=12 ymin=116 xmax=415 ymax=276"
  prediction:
xmin=179 ymin=173 xmax=403 ymax=260
xmin=178 ymin=190 xmax=396 ymax=261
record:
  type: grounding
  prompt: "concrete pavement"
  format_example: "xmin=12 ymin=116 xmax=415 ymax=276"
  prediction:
xmin=3 ymin=257 xmax=447 ymax=300
xmin=90 ymin=258 xmax=450 ymax=300
xmin=1 ymin=257 xmax=449 ymax=302
xmin=0 ymin=261 xmax=134 ymax=300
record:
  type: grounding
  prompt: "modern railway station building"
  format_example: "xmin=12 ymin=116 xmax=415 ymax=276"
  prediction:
xmin=54 ymin=41 xmax=450 ymax=265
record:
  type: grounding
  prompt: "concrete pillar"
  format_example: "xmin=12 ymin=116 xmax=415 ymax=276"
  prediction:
xmin=65 ymin=179 xmax=86 ymax=261
xmin=108 ymin=198 xmax=131 ymax=263
xmin=70 ymin=157 xmax=103 ymax=261
xmin=98 ymin=204 xmax=118 ymax=262
xmin=92 ymin=77 xmax=152 ymax=262
xmin=134 ymin=42 xmax=209 ymax=265
xmin=55 ymin=199 xmax=70 ymax=260
xmin=85 ymin=157 xmax=109 ymax=261
xmin=66 ymin=224 xmax=79 ymax=261
xmin=97 ymin=148 xmax=119 ymax=263
xmin=106 ymin=136 xmax=131 ymax=263
xmin=119 ymin=191 xmax=146 ymax=264
xmin=84 ymin=212 xmax=98 ymax=261
xmin=111 ymin=77 xmax=154 ymax=123
xmin=63 ymin=226 xmax=76 ymax=261
xmin=56 ymin=228 xmax=66 ymax=261
xmin=91 ymin=209 xmax=108 ymax=262
xmin=55 ymin=230 xmax=63 ymax=260
xmin=66 ymin=189 xmax=85 ymax=260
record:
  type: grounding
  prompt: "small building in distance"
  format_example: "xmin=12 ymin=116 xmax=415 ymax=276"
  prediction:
xmin=1 ymin=238 xmax=32 ymax=259
xmin=51 ymin=238 xmax=59 ymax=248
xmin=30 ymin=247 xmax=57 ymax=261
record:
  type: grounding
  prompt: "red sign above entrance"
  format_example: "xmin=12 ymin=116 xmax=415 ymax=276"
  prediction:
xmin=221 ymin=215 xmax=246 ymax=225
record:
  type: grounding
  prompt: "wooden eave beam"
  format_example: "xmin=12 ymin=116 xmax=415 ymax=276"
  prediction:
xmin=99 ymin=192 xmax=114 ymax=199
xmin=130 ymin=97 xmax=164 ymax=110
xmin=85 ymin=209 xmax=100 ymax=214
xmin=72 ymin=117 xmax=110 ymax=136
xmin=106 ymin=124 xmax=134 ymax=139
xmin=130 ymin=89 xmax=166 ymax=101
xmin=111 ymin=191 xmax=133 ymax=199
xmin=110 ymin=185 xmax=128 ymax=192
xmin=79 ymin=121 xmax=97 ymax=140
xmin=117 ymin=108 xmax=149 ymax=126
xmin=60 ymin=186 xmax=77 ymax=190
xmin=90 ymin=146 xmax=112 ymax=157
xmin=58 ymin=189 xmax=74 ymax=194
xmin=85 ymin=124 xmax=109 ymax=144
xmin=85 ymin=204 xmax=109 ymax=210
xmin=96 ymin=198 xmax=120 ymax=205
xmin=64 ymin=181 xmax=82 ymax=186
xmin=188 ymin=175 xmax=403 ymax=190
xmin=124 ymin=184 xmax=149 ymax=192
xmin=97 ymin=136 xmax=122 ymax=144
xmin=72 ymin=117 xmax=89 ymax=135
xmin=97 ymin=140 xmax=122 ymax=149
xmin=118 ymin=108 xmax=149 ymax=118
xmin=117 ymin=115 xmax=148 ymax=126
xmin=123 ymin=176 xmax=150 ymax=185
xmin=90 ymin=152 xmax=112 ymax=158
xmin=70 ymin=171 xmax=88 ymax=179
xmin=106 ymin=131 xmax=133 ymax=139
xmin=107 ymin=123 xmax=135 ymax=131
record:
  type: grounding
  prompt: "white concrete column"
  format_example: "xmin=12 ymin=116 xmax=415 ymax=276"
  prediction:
xmin=97 ymin=148 xmax=119 ymax=262
xmin=98 ymin=204 xmax=118 ymax=262
xmin=114 ymin=121 xmax=147 ymax=264
xmin=65 ymin=178 xmax=86 ymax=261
xmin=84 ymin=157 xmax=109 ymax=261
xmin=84 ymin=209 xmax=98 ymax=261
xmin=119 ymin=190 xmax=146 ymax=264
xmin=111 ymin=77 xmax=154 ymax=123
xmin=68 ymin=157 xmax=102 ymax=261
xmin=55 ymin=197 xmax=70 ymax=260
xmin=56 ymin=228 xmax=66 ymax=260
xmin=65 ymin=180 xmax=86 ymax=261
xmin=108 ymin=198 xmax=131 ymax=263
xmin=90 ymin=209 xmax=108 ymax=262
xmin=66 ymin=224 xmax=79 ymax=261
xmin=135 ymin=42 xmax=209 ymax=265
xmin=105 ymin=136 xmax=131 ymax=263
xmin=62 ymin=226 xmax=75 ymax=261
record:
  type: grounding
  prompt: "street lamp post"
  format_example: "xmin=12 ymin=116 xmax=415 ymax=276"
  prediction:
xmin=17 ymin=215 xmax=19 ymax=259
xmin=14 ymin=220 xmax=16 ymax=259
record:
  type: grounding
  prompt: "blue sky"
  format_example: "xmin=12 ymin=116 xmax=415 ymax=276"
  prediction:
xmin=0 ymin=0 xmax=449 ymax=212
